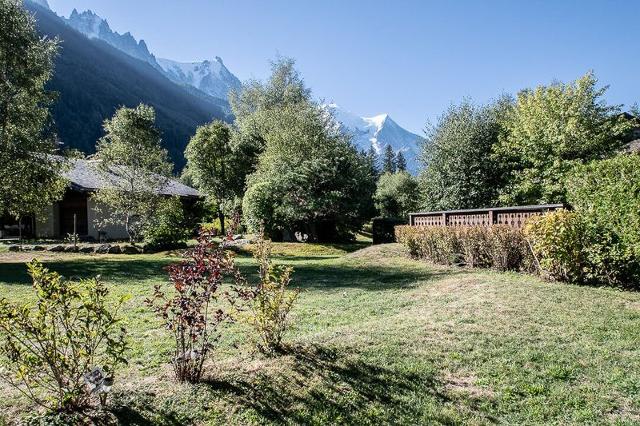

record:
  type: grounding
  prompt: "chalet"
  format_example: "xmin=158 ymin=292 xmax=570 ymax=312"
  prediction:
xmin=0 ymin=159 xmax=200 ymax=240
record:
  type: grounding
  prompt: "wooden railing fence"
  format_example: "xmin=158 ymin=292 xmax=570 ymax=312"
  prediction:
xmin=408 ymin=204 xmax=564 ymax=229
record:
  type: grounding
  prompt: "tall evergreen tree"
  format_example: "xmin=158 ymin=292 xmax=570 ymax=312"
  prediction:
xmin=366 ymin=145 xmax=380 ymax=177
xmin=395 ymin=151 xmax=407 ymax=172
xmin=382 ymin=144 xmax=396 ymax=174
xmin=0 ymin=0 xmax=67 ymax=221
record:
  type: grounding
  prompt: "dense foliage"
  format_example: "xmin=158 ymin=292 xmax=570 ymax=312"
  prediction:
xmin=142 ymin=196 xmax=191 ymax=251
xmin=374 ymin=172 xmax=419 ymax=218
xmin=0 ymin=260 xmax=128 ymax=412
xmin=238 ymin=58 xmax=374 ymax=242
xmin=525 ymin=155 xmax=640 ymax=288
xmin=567 ymin=154 xmax=640 ymax=260
xmin=0 ymin=0 xmax=67 ymax=219
xmin=92 ymin=104 xmax=173 ymax=242
xmin=396 ymin=225 xmax=533 ymax=272
xmin=494 ymin=72 xmax=632 ymax=205
xmin=419 ymin=98 xmax=510 ymax=210
xmin=185 ymin=120 xmax=243 ymax=236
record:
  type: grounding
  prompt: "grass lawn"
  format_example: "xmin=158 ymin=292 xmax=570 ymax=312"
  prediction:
xmin=1 ymin=242 xmax=639 ymax=425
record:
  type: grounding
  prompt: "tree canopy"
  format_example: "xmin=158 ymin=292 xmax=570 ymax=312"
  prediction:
xmin=419 ymin=97 xmax=510 ymax=211
xmin=374 ymin=171 xmax=419 ymax=219
xmin=0 ymin=0 xmax=67 ymax=218
xmin=240 ymin=58 xmax=374 ymax=242
xmin=92 ymin=104 xmax=173 ymax=241
xmin=185 ymin=120 xmax=240 ymax=235
xmin=494 ymin=72 xmax=632 ymax=205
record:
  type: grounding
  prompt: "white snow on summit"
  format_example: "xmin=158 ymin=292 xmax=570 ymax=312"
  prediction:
xmin=157 ymin=57 xmax=241 ymax=100
xmin=325 ymin=104 xmax=422 ymax=173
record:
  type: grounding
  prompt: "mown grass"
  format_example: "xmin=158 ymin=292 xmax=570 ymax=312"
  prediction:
xmin=0 ymin=243 xmax=639 ymax=424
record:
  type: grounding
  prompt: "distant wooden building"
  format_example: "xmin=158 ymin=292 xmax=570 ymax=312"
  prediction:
xmin=0 ymin=159 xmax=200 ymax=240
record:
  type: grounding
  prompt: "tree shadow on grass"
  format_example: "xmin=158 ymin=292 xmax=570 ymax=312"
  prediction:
xmin=0 ymin=258 xmax=170 ymax=285
xmin=204 ymin=344 xmax=458 ymax=425
xmin=275 ymin=263 xmax=468 ymax=292
xmin=109 ymin=343 xmax=462 ymax=425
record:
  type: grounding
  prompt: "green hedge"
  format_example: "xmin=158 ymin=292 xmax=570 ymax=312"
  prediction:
xmin=525 ymin=209 xmax=640 ymax=288
xmin=395 ymin=225 xmax=533 ymax=272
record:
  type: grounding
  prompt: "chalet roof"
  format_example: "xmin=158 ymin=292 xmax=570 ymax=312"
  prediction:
xmin=63 ymin=158 xmax=200 ymax=198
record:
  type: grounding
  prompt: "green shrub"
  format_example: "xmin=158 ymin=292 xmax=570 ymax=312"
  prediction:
xmin=524 ymin=210 xmax=589 ymax=282
xmin=0 ymin=260 xmax=129 ymax=412
xmin=519 ymin=154 xmax=640 ymax=288
xmin=143 ymin=197 xmax=190 ymax=251
xmin=565 ymin=154 xmax=640 ymax=286
xmin=396 ymin=225 xmax=531 ymax=271
xmin=525 ymin=209 xmax=640 ymax=287
xmin=201 ymin=217 xmax=233 ymax=237
xmin=487 ymin=226 xmax=535 ymax=272
xmin=246 ymin=235 xmax=299 ymax=353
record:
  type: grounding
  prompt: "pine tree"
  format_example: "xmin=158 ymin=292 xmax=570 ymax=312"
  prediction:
xmin=382 ymin=144 xmax=396 ymax=174
xmin=395 ymin=151 xmax=407 ymax=172
xmin=367 ymin=145 xmax=380 ymax=177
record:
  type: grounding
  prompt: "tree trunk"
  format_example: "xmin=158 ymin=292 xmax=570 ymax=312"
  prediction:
xmin=219 ymin=211 xmax=225 ymax=237
xmin=125 ymin=214 xmax=134 ymax=243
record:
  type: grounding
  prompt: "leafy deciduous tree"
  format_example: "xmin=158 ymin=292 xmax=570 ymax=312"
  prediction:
xmin=239 ymin=58 xmax=375 ymax=241
xmin=92 ymin=104 xmax=173 ymax=242
xmin=374 ymin=171 xmax=420 ymax=219
xmin=185 ymin=120 xmax=238 ymax=236
xmin=494 ymin=72 xmax=632 ymax=205
xmin=419 ymin=97 xmax=511 ymax=210
xmin=0 ymin=0 xmax=67 ymax=222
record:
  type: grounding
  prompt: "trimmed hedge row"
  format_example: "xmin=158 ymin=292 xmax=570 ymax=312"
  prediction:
xmin=395 ymin=225 xmax=534 ymax=272
xmin=525 ymin=210 xmax=640 ymax=288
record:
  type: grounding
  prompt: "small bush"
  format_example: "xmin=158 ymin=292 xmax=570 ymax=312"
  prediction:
xmin=396 ymin=225 xmax=531 ymax=271
xmin=143 ymin=197 xmax=191 ymax=251
xmin=201 ymin=217 xmax=233 ymax=237
xmin=146 ymin=231 xmax=247 ymax=383
xmin=246 ymin=235 xmax=299 ymax=353
xmin=0 ymin=260 xmax=128 ymax=412
xmin=524 ymin=210 xmax=589 ymax=282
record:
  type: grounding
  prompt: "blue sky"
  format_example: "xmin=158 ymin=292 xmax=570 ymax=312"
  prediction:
xmin=48 ymin=0 xmax=639 ymax=134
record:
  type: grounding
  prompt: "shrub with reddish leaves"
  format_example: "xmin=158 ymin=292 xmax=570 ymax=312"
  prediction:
xmin=146 ymin=231 xmax=247 ymax=383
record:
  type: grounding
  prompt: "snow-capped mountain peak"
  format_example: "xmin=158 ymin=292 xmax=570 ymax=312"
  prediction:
xmin=157 ymin=57 xmax=242 ymax=101
xmin=64 ymin=9 xmax=159 ymax=69
xmin=325 ymin=104 xmax=422 ymax=173
xmin=62 ymin=8 xmax=241 ymax=102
